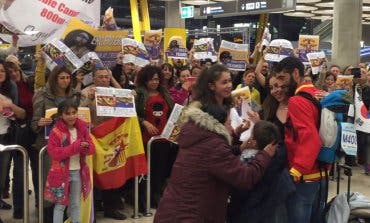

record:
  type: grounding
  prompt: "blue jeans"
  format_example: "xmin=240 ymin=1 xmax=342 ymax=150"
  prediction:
xmin=287 ymin=179 xmax=327 ymax=223
xmin=53 ymin=170 xmax=81 ymax=223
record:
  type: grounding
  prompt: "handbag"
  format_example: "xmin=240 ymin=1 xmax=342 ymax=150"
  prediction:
xmin=7 ymin=119 xmax=36 ymax=148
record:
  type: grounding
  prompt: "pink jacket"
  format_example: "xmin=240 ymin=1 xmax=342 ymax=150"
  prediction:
xmin=169 ymin=84 xmax=190 ymax=105
xmin=44 ymin=118 xmax=95 ymax=205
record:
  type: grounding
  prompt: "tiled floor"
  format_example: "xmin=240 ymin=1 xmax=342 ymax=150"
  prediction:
xmin=1 ymin=165 xmax=370 ymax=223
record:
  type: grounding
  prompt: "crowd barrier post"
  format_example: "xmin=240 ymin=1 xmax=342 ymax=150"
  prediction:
xmin=0 ymin=144 xmax=29 ymax=223
xmin=38 ymin=146 xmax=47 ymax=223
xmin=132 ymin=176 xmax=140 ymax=219
xmin=145 ymin=135 xmax=166 ymax=217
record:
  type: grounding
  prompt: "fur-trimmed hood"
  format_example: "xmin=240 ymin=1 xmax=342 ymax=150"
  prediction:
xmin=177 ymin=101 xmax=232 ymax=147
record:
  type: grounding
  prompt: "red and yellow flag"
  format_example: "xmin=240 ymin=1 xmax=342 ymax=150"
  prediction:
xmin=91 ymin=117 xmax=147 ymax=189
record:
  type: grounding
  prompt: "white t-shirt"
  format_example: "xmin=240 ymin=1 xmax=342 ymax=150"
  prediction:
xmin=0 ymin=94 xmax=11 ymax=135
xmin=69 ymin=127 xmax=80 ymax=170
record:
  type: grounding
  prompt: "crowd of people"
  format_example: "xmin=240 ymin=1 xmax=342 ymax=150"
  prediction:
xmin=0 ymin=38 xmax=369 ymax=223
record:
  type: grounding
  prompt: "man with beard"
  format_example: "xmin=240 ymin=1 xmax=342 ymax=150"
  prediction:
xmin=276 ymin=57 xmax=326 ymax=223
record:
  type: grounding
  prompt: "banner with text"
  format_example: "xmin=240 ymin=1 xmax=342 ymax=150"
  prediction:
xmin=218 ymin=40 xmax=249 ymax=71
xmin=298 ymin=35 xmax=319 ymax=64
xmin=164 ymin=28 xmax=187 ymax=60
xmin=144 ymin=29 xmax=163 ymax=62
xmin=0 ymin=0 xmax=100 ymax=47
xmin=62 ymin=18 xmax=128 ymax=69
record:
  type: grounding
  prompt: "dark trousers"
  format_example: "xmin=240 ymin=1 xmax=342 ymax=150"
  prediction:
xmin=150 ymin=141 xmax=178 ymax=204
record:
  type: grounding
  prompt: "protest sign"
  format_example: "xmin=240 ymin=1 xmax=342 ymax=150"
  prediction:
xmin=95 ymin=87 xmax=136 ymax=117
xmin=264 ymin=39 xmax=294 ymax=62
xmin=122 ymin=38 xmax=150 ymax=67
xmin=164 ymin=28 xmax=187 ymax=60
xmin=0 ymin=0 xmax=100 ymax=47
xmin=144 ymin=29 xmax=163 ymax=62
xmin=62 ymin=18 xmax=128 ymax=68
xmin=193 ymin=38 xmax=217 ymax=62
xmin=42 ymin=38 xmax=84 ymax=73
xmin=230 ymin=87 xmax=253 ymax=141
xmin=298 ymin=35 xmax=319 ymax=63
xmin=161 ymin=103 xmax=184 ymax=143
xmin=335 ymin=75 xmax=353 ymax=92
xmin=306 ymin=51 xmax=327 ymax=75
xmin=218 ymin=40 xmax=249 ymax=71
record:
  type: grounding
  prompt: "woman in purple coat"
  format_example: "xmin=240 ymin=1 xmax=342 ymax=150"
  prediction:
xmin=154 ymin=64 xmax=276 ymax=223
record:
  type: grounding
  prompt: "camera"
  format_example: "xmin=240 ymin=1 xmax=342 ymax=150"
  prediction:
xmin=351 ymin=68 xmax=361 ymax=78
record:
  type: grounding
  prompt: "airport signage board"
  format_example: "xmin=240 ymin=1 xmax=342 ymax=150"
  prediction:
xmin=181 ymin=6 xmax=194 ymax=18
xmin=199 ymin=0 xmax=296 ymax=17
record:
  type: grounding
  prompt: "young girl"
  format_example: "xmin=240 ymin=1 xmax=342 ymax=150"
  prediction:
xmin=44 ymin=99 xmax=95 ymax=223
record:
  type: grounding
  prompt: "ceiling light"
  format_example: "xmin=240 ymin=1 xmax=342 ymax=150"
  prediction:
xmin=296 ymin=5 xmax=318 ymax=11
xmin=284 ymin=11 xmax=315 ymax=17
xmin=365 ymin=17 xmax=370 ymax=21
xmin=313 ymin=9 xmax=333 ymax=14
xmin=315 ymin=2 xmax=333 ymax=7
xmin=363 ymin=6 xmax=370 ymax=12
xmin=362 ymin=21 xmax=370 ymax=25
xmin=363 ymin=13 xmax=370 ymax=17
xmin=311 ymin=15 xmax=332 ymax=20
xmin=297 ymin=0 xmax=321 ymax=3
xmin=182 ymin=0 xmax=215 ymax=5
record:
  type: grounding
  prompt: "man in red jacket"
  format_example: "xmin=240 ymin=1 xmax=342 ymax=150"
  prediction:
xmin=276 ymin=57 xmax=326 ymax=223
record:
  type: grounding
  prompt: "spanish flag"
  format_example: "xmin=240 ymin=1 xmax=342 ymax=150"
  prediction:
xmin=91 ymin=117 xmax=148 ymax=189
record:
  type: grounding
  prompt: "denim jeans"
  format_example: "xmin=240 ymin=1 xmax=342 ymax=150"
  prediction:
xmin=287 ymin=179 xmax=327 ymax=223
xmin=53 ymin=170 xmax=81 ymax=223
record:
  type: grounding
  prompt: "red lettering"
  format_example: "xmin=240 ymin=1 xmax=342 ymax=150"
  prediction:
xmin=38 ymin=0 xmax=57 ymax=8
xmin=40 ymin=8 xmax=65 ymax=25
xmin=58 ymin=3 xmax=80 ymax=17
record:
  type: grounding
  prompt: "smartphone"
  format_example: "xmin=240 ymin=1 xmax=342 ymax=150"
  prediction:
xmin=351 ymin=68 xmax=361 ymax=78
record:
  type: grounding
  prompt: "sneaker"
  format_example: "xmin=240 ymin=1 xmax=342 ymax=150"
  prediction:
xmin=0 ymin=199 xmax=12 ymax=210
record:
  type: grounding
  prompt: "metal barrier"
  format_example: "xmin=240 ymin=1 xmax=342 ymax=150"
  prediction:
xmin=38 ymin=146 xmax=142 ymax=221
xmin=145 ymin=136 xmax=166 ymax=217
xmin=0 ymin=144 xmax=29 ymax=223
xmin=38 ymin=146 xmax=47 ymax=223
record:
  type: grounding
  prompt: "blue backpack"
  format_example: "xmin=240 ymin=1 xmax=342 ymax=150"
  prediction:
xmin=297 ymin=90 xmax=350 ymax=164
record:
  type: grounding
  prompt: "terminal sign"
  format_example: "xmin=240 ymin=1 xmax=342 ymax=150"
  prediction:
xmin=199 ymin=0 xmax=295 ymax=17
xmin=181 ymin=6 xmax=194 ymax=19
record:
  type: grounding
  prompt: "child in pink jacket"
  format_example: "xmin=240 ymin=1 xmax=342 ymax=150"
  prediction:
xmin=44 ymin=99 xmax=95 ymax=223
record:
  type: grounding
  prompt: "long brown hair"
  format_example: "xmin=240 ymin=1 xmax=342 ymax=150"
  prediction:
xmin=192 ymin=64 xmax=232 ymax=124
xmin=47 ymin=66 xmax=72 ymax=95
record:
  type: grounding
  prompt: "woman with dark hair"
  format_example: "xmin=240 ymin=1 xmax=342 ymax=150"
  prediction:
xmin=154 ymin=64 xmax=276 ymax=223
xmin=135 ymin=65 xmax=175 ymax=208
xmin=0 ymin=60 xmax=25 ymax=218
xmin=169 ymin=66 xmax=191 ymax=105
xmin=31 ymin=65 xmax=80 ymax=221
xmin=161 ymin=63 xmax=175 ymax=89
xmin=228 ymin=69 xmax=296 ymax=223
xmin=4 ymin=61 xmax=36 ymax=218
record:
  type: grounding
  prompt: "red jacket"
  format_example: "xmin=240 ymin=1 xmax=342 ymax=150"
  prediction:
xmin=154 ymin=102 xmax=271 ymax=223
xmin=44 ymin=118 xmax=95 ymax=205
xmin=285 ymin=83 xmax=323 ymax=181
